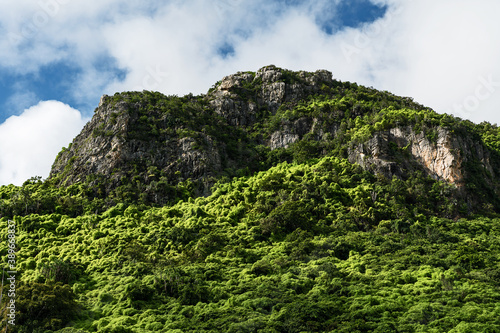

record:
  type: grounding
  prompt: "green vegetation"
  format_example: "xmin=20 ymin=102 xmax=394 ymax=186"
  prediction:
xmin=54 ymin=74 xmax=500 ymax=212
xmin=1 ymin=68 xmax=500 ymax=331
xmin=2 ymin=157 xmax=500 ymax=332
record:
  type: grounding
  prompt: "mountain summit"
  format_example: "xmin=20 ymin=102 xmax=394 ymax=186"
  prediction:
xmin=50 ymin=65 xmax=500 ymax=213
xmin=4 ymin=66 xmax=500 ymax=332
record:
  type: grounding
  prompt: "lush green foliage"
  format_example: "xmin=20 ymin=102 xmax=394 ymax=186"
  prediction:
xmin=1 ymin=70 xmax=500 ymax=331
xmin=1 ymin=157 xmax=500 ymax=332
xmin=48 ymin=69 xmax=500 ymax=213
xmin=11 ymin=281 xmax=79 ymax=332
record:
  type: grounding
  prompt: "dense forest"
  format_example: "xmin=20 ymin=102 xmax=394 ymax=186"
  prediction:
xmin=1 ymin=66 xmax=500 ymax=332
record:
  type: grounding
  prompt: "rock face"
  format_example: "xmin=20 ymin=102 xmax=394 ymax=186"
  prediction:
xmin=49 ymin=65 xmax=500 ymax=208
xmin=209 ymin=65 xmax=334 ymax=125
xmin=348 ymin=126 xmax=496 ymax=187
xmin=50 ymin=96 xmax=131 ymax=184
xmin=50 ymin=94 xmax=223 ymax=196
xmin=269 ymin=118 xmax=313 ymax=150
xmin=50 ymin=66 xmax=337 ymax=200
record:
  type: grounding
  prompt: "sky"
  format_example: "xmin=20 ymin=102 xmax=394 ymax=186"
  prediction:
xmin=1 ymin=0 xmax=500 ymax=185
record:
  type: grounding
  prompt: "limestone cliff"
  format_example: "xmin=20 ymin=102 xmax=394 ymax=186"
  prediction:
xmin=348 ymin=126 xmax=496 ymax=186
xmin=50 ymin=65 xmax=337 ymax=202
xmin=49 ymin=65 xmax=500 ymax=211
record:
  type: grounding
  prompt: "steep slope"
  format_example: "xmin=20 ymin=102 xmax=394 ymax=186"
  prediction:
xmin=3 ymin=158 xmax=500 ymax=332
xmin=2 ymin=65 xmax=500 ymax=333
xmin=49 ymin=66 xmax=338 ymax=201
xmin=49 ymin=65 xmax=500 ymax=213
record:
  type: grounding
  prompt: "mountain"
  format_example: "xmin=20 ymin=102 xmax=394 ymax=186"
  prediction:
xmin=1 ymin=66 xmax=500 ymax=332
xmin=49 ymin=65 xmax=500 ymax=214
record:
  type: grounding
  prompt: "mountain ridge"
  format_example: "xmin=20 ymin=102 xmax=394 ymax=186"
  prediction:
xmin=49 ymin=65 xmax=500 ymax=214
xmin=3 ymin=65 xmax=500 ymax=332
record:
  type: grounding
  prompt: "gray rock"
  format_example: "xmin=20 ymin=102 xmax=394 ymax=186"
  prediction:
xmin=348 ymin=125 xmax=496 ymax=189
xmin=49 ymin=65 xmax=499 ymax=208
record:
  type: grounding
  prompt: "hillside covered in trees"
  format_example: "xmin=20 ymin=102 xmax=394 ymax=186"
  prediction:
xmin=1 ymin=66 xmax=500 ymax=332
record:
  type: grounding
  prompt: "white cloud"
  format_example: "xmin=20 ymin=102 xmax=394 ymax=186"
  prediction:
xmin=1 ymin=0 xmax=500 ymax=185
xmin=0 ymin=101 xmax=88 ymax=185
xmin=96 ymin=0 xmax=500 ymax=125
xmin=1 ymin=0 xmax=499 ymax=124
xmin=348 ymin=0 xmax=500 ymax=125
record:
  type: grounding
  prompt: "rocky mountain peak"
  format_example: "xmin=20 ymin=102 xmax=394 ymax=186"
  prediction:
xmin=49 ymin=65 xmax=500 ymax=212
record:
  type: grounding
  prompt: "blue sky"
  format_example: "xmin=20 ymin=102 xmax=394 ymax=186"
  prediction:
xmin=1 ymin=0 xmax=500 ymax=185
xmin=0 ymin=0 xmax=385 ymax=123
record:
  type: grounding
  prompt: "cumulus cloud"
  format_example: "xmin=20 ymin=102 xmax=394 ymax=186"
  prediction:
xmin=98 ymin=0 xmax=500 ymax=124
xmin=0 ymin=101 xmax=88 ymax=185
xmin=341 ymin=0 xmax=500 ymax=124
xmin=1 ymin=0 xmax=499 ymax=124
xmin=1 ymin=0 xmax=500 ymax=185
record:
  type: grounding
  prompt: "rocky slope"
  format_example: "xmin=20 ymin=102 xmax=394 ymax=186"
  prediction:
xmin=50 ymin=66 xmax=336 ymax=196
xmin=348 ymin=126 xmax=496 ymax=186
xmin=49 ymin=65 xmax=500 ymax=212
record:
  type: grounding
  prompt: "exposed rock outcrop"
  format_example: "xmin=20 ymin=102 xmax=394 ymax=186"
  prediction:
xmin=49 ymin=65 xmax=500 ymax=209
xmin=209 ymin=65 xmax=334 ymax=124
xmin=269 ymin=117 xmax=313 ymax=150
xmin=50 ymin=94 xmax=223 ymax=195
xmin=348 ymin=126 xmax=497 ymax=189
